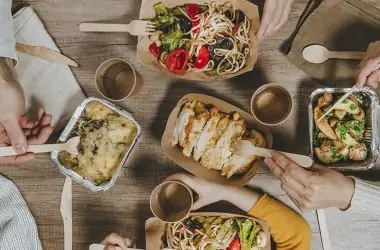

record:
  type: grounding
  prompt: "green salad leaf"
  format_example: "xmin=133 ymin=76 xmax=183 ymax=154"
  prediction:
xmin=161 ymin=30 xmax=183 ymax=52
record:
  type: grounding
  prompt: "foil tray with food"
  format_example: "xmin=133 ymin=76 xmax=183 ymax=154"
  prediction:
xmin=51 ymin=97 xmax=141 ymax=191
xmin=162 ymin=93 xmax=273 ymax=186
xmin=308 ymin=87 xmax=380 ymax=170
xmin=145 ymin=213 xmax=271 ymax=250
xmin=137 ymin=0 xmax=260 ymax=81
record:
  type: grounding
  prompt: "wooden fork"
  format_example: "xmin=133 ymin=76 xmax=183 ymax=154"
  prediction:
xmin=0 ymin=136 xmax=80 ymax=157
xmin=79 ymin=20 xmax=156 ymax=36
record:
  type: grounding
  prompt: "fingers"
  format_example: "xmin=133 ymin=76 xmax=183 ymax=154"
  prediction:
xmin=165 ymin=173 xmax=195 ymax=189
xmin=366 ymin=69 xmax=380 ymax=89
xmin=256 ymin=0 xmax=293 ymax=40
xmin=256 ymin=0 xmax=277 ymax=40
xmin=356 ymin=58 xmax=380 ymax=88
xmin=101 ymin=233 xmax=131 ymax=250
xmin=27 ymin=126 xmax=54 ymax=145
xmin=0 ymin=153 xmax=35 ymax=165
xmin=0 ymin=116 xmax=27 ymax=154
xmin=267 ymin=152 xmax=312 ymax=186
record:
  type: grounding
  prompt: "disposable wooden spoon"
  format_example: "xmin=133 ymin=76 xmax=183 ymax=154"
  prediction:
xmin=302 ymin=44 xmax=366 ymax=63
xmin=234 ymin=140 xmax=313 ymax=168
xmin=0 ymin=136 xmax=80 ymax=157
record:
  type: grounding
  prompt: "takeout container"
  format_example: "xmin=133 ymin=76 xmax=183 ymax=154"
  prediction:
xmin=150 ymin=181 xmax=193 ymax=223
xmin=137 ymin=0 xmax=260 ymax=81
xmin=50 ymin=97 xmax=141 ymax=191
xmin=308 ymin=87 xmax=380 ymax=170
xmin=161 ymin=93 xmax=273 ymax=186
xmin=145 ymin=212 xmax=271 ymax=250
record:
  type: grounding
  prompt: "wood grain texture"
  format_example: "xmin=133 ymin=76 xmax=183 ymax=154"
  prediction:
xmin=2 ymin=0 xmax=380 ymax=249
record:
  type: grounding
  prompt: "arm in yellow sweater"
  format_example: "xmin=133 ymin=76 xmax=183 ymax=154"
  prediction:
xmin=248 ymin=194 xmax=311 ymax=250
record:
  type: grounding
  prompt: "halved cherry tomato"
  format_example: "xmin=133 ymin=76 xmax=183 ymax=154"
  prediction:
xmin=194 ymin=45 xmax=210 ymax=69
xmin=149 ymin=43 xmax=160 ymax=57
xmin=228 ymin=237 xmax=241 ymax=250
xmin=186 ymin=4 xmax=200 ymax=33
xmin=165 ymin=49 xmax=189 ymax=75
xmin=185 ymin=4 xmax=199 ymax=19
xmin=232 ymin=11 xmax=240 ymax=34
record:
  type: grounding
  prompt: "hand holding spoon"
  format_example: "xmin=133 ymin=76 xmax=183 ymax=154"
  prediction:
xmin=0 ymin=136 xmax=80 ymax=157
xmin=302 ymin=44 xmax=366 ymax=63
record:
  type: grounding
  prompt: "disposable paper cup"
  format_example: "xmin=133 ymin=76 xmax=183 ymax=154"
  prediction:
xmin=150 ymin=181 xmax=193 ymax=223
xmin=251 ymin=83 xmax=293 ymax=126
xmin=95 ymin=58 xmax=137 ymax=101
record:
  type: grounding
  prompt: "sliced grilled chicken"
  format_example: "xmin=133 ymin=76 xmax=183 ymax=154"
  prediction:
xmin=208 ymin=113 xmax=246 ymax=170
xmin=182 ymin=102 xmax=210 ymax=157
xmin=193 ymin=108 xmax=222 ymax=161
xmin=171 ymin=101 xmax=196 ymax=147
xmin=200 ymin=115 xmax=231 ymax=169
xmin=221 ymin=130 xmax=266 ymax=178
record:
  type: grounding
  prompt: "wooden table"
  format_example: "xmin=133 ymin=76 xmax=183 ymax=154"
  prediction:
xmin=2 ymin=0 xmax=380 ymax=249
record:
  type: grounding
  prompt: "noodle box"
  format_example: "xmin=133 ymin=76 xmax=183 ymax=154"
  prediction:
xmin=145 ymin=212 xmax=271 ymax=250
xmin=137 ymin=0 xmax=260 ymax=81
xmin=161 ymin=93 xmax=273 ymax=186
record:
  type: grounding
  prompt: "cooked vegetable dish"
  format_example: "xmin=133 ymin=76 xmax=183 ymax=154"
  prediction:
xmin=171 ymin=101 xmax=266 ymax=178
xmin=58 ymin=101 xmax=137 ymax=185
xmin=166 ymin=216 xmax=267 ymax=250
xmin=313 ymin=92 xmax=370 ymax=164
xmin=149 ymin=2 xmax=252 ymax=75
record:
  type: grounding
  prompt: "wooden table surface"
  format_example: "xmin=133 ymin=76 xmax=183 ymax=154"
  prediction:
xmin=2 ymin=0 xmax=380 ymax=249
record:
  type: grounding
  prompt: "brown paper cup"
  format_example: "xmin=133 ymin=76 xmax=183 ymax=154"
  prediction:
xmin=250 ymin=83 xmax=293 ymax=126
xmin=150 ymin=181 xmax=193 ymax=223
xmin=95 ymin=58 xmax=137 ymax=101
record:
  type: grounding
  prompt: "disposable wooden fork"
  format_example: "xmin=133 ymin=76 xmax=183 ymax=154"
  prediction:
xmin=79 ymin=20 xmax=156 ymax=36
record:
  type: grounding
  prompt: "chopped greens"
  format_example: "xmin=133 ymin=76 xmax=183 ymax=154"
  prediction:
xmin=161 ymin=31 xmax=183 ymax=52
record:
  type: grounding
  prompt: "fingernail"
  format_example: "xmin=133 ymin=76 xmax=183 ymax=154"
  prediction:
xmin=14 ymin=143 xmax=27 ymax=154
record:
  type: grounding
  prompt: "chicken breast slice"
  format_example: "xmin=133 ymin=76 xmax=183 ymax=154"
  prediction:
xmin=208 ymin=113 xmax=246 ymax=170
xmin=171 ymin=101 xmax=196 ymax=147
xmin=182 ymin=102 xmax=210 ymax=157
xmin=200 ymin=115 xmax=231 ymax=169
xmin=193 ymin=108 xmax=222 ymax=161
xmin=221 ymin=130 xmax=266 ymax=178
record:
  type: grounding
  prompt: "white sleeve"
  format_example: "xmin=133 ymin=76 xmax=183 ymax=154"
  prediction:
xmin=0 ymin=0 xmax=17 ymax=62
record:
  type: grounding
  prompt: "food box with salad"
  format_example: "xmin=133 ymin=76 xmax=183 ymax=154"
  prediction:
xmin=161 ymin=93 xmax=273 ymax=186
xmin=145 ymin=213 xmax=271 ymax=250
xmin=137 ymin=0 xmax=260 ymax=81
xmin=309 ymin=87 xmax=380 ymax=170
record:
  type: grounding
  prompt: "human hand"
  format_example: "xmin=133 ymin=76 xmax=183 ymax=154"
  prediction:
xmin=166 ymin=173 xmax=229 ymax=210
xmin=356 ymin=41 xmax=380 ymax=88
xmin=256 ymin=0 xmax=294 ymax=40
xmin=0 ymin=57 xmax=27 ymax=154
xmin=0 ymin=108 xmax=54 ymax=164
xmin=101 ymin=233 xmax=134 ymax=250
xmin=264 ymin=152 xmax=355 ymax=211
xmin=166 ymin=173 xmax=260 ymax=211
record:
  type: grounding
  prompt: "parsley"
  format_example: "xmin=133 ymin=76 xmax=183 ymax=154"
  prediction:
xmin=349 ymin=104 xmax=357 ymax=110
xmin=337 ymin=122 xmax=347 ymax=140
xmin=342 ymin=100 xmax=348 ymax=104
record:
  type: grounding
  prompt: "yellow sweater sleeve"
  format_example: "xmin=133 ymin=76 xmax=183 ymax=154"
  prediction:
xmin=248 ymin=194 xmax=311 ymax=250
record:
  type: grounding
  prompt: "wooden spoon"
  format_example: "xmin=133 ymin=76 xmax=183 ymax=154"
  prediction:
xmin=234 ymin=140 xmax=313 ymax=168
xmin=302 ymin=44 xmax=366 ymax=64
xmin=0 ymin=136 xmax=80 ymax=157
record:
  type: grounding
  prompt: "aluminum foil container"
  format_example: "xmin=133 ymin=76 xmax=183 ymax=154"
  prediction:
xmin=51 ymin=97 xmax=141 ymax=191
xmin=309 ymin=87 xmax=380 ymax=171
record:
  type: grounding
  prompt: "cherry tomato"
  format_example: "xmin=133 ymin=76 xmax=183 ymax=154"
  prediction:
xmin=194 ymin=45 xmax=210 ymax=69
xmin=149 ymin=43 xmax=160 ymax=57
xmin=228 ymin=237 xmax=241 ymax=250
xmin=186 ymin=4 xmax=200 ymax=33
xmin=185 ymin=4 xmax=199 ymax=19
xmin=165 ymin=49 xmax=189 ymax=75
